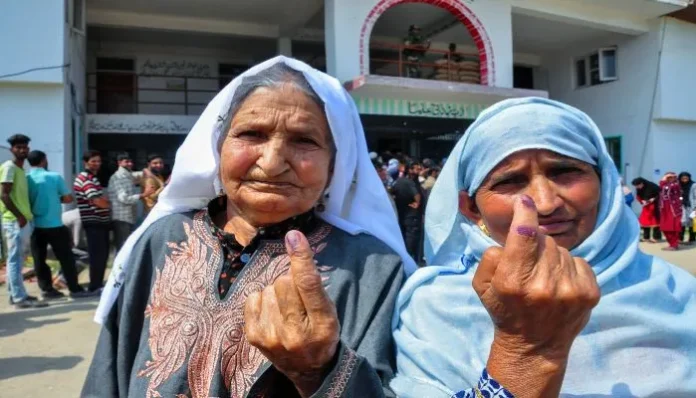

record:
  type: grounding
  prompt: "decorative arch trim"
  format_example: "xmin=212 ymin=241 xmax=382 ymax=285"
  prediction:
xmin=359 ymin=0 xmax=495 ymax=85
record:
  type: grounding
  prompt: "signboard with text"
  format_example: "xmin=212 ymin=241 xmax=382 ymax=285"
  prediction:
xmin=86 ymin=114 xmax=197 ymax=135
xmin=353 ymin=97 xmax=487 ymax=119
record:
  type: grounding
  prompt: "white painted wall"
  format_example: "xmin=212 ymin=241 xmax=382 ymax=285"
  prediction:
xmin=0 ymin=0 xmax=66 ymax=83
xmin=544 ymin=23 xmax=661 ymax=182
xmin=0 ymin=84 xmax=68 ymax=178
xmin=646 ymin=18 xmax=696 ymax=177
xmin=325 ymin=0 xmax=514 ymax=87
xmin=649 ymin=120 xmax=696 ymax=176
xmin=655 ymin=18 xmax=696 ymax=123
xmin=0 ymin=0 xmax=72 ymax=179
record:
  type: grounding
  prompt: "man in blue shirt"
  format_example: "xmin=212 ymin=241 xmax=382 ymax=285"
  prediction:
xmin=27 ymin=150 xmax=93 ymax=299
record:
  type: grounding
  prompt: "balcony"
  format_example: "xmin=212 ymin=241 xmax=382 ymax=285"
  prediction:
xmin=346 ymin=42 xmax=546 ymax=111
xmin=370 ymin=42 xmax=482 ymax=84
xmin=86 ymin=71 xmax=240 ymax=116
xmin=85 ymin=70 xmax=239 ymax=135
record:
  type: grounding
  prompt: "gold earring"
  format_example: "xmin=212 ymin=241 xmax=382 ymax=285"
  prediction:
xmin=479 ymin=222 xmax=491 ymax=237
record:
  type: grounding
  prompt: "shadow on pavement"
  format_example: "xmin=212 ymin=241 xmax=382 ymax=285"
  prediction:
xmin=0 ymin=355 xmax=84 ymax=380
xmin=642 ymin=241 xmax=696 ymax=252
xmin=0 ymin=301 xmax=98 ymax=338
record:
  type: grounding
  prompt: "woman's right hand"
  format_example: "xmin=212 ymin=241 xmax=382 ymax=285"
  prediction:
xmin=472 ymin=195 xmax=600 ymax=397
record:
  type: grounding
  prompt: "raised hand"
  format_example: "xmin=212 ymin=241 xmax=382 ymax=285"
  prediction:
xmin=472 ymin=194 xmax=600 ymax=397
xmin=244 ymin=230 xmax=339 ymax=397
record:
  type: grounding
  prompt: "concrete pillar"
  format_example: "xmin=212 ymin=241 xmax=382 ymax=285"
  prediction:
xmin=324 ymin=0 xmax=361 ymax=82
xmin=278 ymin=37 xmax=293 ymax=57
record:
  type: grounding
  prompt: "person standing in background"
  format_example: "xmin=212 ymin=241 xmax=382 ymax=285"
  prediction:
xmin=679 ymin=172 xmax=695 ymax=244
xmin=74 ymin=150 xmax=110 ymax=293
xmin=632 ymin=177 xmax=661 ymax=242
xmin=402 ymin=25 xmax=430 ymax=78
xmin=392 ymin=161 xmax=424 ymax=263
xmin=387 ymin=158 xmax=400 ymax=184
xmin=373 ymin=160 xmax=397 ymax=214
xmin=659 ymin=172 xmax=683 ymax=251
xmin=108 ymin=153 xmax=154 ymax=252
xmin=62 ymin=208 xmax=84 ymax=250
xmin=622 ymin=178 xmax=634 ymax=207
xmin=421 ymin=166 xmax=440 ymax=193
xmin=445 ymin=42 xmax=463 ymax=62
xmin=1 ymin=135 xmax=47 ymax=308
xmin=26 ymin=150 xmax=93 ymax=299
xmin=141 ymin=153 xmax=166 ymax=215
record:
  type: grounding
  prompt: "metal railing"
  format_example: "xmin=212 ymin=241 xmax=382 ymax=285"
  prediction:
xmin=86 ymin=71 xmax=239 ymax=115
xmin=370 ymin=41 xmax=482 ymax=84
xmin=87 ymin=46 xmax=483 ymax=116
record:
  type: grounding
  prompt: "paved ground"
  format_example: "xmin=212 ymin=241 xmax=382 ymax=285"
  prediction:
xmin=0 ymin=243 xmax=694 ymax=397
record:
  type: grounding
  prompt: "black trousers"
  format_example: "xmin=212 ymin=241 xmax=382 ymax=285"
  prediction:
xmin=400 ymin=216 xmax=423 ymax=264
xmin=84 ymin=223 xmax=111 ymax=292
xmin=642 ymin=227 xmax=662 ymax=240
xmin=30 ymin=226 xmax=82 ymax=293
xmin=680 ymin=226 xmax=695 ymax=242
xmin=112 ymin=220 xmax=134 ymax=252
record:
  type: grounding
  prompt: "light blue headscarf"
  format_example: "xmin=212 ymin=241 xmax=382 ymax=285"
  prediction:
xmin=391 ymin=98 xmax=696 ymax=397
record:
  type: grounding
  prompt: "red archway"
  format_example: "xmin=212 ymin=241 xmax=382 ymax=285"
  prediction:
xmin=359 ymin=0 xmax=495 ymax=85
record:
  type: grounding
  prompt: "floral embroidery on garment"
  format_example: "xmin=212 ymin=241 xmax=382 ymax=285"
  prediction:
xmin=325 ymin=348 xmax=359 ymax=398
xmin=452 ymin=369 xmax=514 ymax=398
xmin=138 ymin=210 xmax=332 ymax=398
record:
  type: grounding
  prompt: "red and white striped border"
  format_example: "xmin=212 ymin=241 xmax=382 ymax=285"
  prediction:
xmin=358 ymin=0 xmax=495 ymax=86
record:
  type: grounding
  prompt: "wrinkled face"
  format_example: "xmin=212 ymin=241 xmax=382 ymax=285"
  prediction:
xmin=148 ymin=158 xmax=164 ymax=173
xmin=459 ymin=149 xmax=601 ymax=250
xmin=118 ymin=159 xmax=133 ymax=170
xmin=85 ymin=156 xmax=102 ymax=173
xmin=11 ymin=143 xmax=29 ymax=160
xmin=220 ymin=84 xmax=333 ymax=226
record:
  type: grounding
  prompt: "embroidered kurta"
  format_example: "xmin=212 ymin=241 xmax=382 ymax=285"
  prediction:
xmin=82 ymin=207 xmax=405 ymax=398
xmin=659 ymin=181 xmax=683 ymax=232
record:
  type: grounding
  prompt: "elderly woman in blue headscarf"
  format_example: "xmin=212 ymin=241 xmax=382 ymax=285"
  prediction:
xmin=391 ymin=98 xmax=696 ymax=397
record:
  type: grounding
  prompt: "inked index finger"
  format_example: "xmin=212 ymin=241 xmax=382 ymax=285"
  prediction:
xmin=502 ymin=194 xmax=540 ymax=271
xmin=284 ymin=230 xmax=335 ymax=318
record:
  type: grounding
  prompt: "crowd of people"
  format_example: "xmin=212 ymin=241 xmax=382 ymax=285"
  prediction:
xmin=1 ymin=133 xmax=168 ymax=309
xmin=371 ymin=153 xmax=442 ymax=264
xmin=630 ymin=173 xmax=696 ymax=250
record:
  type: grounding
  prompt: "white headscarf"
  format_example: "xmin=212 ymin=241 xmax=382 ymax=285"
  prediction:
xmin=94 ymin=56 xmax=416 ymax=324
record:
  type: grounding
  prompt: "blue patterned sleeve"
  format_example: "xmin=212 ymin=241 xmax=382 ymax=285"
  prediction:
xmin=451 ymin=369 xmax=514 ymax=398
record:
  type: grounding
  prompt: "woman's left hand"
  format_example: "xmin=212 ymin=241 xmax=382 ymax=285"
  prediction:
xmin=244 ymin=230 xmax=340 ymax=398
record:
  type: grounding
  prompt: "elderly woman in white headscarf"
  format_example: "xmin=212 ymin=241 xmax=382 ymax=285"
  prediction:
xmin=82 ymin=57 xmax=416 ymax=398
xmin=391 ymin=98 xmax=696 ymax=397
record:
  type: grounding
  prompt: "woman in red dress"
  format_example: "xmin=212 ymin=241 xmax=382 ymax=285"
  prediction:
xmin=659 ymin=172 xmax=683 ymax=250
xmin=632 ymin=177 xmax=660 ymax=242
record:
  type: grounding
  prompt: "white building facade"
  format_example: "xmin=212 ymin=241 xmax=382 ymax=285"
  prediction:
xmin=1 ymin=0 xmax=694 ymax=183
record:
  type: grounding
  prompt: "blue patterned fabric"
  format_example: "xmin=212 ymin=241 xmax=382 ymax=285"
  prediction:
xmin=451 ymin=370 xmax=514 ymax=398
